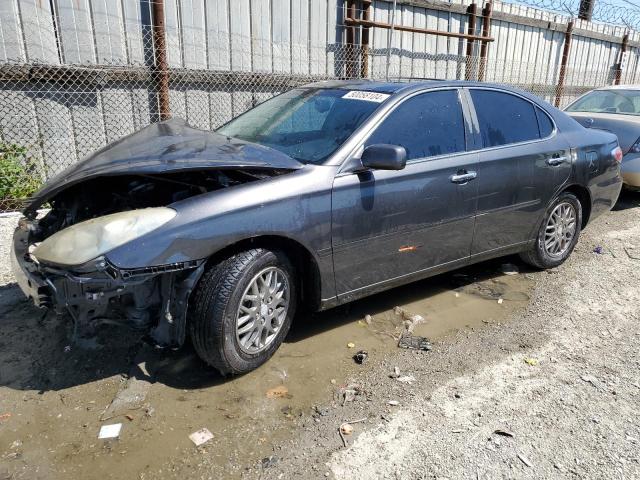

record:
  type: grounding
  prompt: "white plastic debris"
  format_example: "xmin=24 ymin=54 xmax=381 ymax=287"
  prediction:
xmin=98 ymin=423 xmax=122 ymax=439
xmin=387 ymin=400 xmax=400 ymax=406
xmin=189 ymin=428 xmax=213 ymax=447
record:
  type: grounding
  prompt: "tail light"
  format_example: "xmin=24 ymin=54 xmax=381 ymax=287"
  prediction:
xmin=612 ymin=146 xmax=623 ymax=163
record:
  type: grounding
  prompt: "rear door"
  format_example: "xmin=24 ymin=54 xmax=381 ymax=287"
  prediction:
xmin=466 ymin=88 xmax=572 ymax=255
xmin=331 ymin=89 xmax=479 ymax=299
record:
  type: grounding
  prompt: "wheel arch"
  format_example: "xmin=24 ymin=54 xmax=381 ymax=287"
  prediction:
xmin=202 ymin=235 xmax=323 ymax=312
xmin=562 ymin=184 xmax=592 ymax=228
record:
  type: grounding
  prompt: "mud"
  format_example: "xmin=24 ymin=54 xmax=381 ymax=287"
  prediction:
xmin=0 ymin=212 xmax=533 ymax=479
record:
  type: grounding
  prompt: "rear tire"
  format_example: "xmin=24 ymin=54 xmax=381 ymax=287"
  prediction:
xmin=519 ymin=192 xmax=582 ymax=269
xmin=190 ymin=248 xmax=296 ymax=375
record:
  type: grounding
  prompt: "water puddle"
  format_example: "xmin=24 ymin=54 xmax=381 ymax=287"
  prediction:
xmin=0 ymin=258 xmax=533 ymax=479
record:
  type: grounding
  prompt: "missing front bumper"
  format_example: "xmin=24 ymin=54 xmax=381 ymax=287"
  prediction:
xmin=12 ymin=219 xmax=205 ymax=348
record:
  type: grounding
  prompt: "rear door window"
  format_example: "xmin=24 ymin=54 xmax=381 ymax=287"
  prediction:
xmin=366 ymin=90 xmax=466 ymax=161
xmin=470 ymin=90 xmax=540 ymax=147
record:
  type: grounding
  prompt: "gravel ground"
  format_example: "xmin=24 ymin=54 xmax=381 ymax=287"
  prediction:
xmin=256 ymin=192 xmax=640 ymax=480
xmin=1 ymin=194 xmax=639 ymax=479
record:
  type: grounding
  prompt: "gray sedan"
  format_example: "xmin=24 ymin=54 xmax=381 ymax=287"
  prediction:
xmin=12 ymin=81 xmax=622 ymax=375
xmin=565 ymin=85 xmax=640 ymax=189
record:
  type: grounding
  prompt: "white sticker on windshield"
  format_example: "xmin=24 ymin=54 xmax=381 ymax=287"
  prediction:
xmin=342 ymin=91 xmax=390 ymax=103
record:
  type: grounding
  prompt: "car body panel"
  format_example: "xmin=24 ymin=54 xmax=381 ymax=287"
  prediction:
xmin=24 ymin=118 xmax=303 ymax=216
xmin=332 ymin=150 xmax=479 ymax=297
xmin=568 ymin=111 xmax=640 ymax=153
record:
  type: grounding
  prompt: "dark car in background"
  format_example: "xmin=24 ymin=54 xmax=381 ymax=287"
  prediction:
xmin=12 ymin=81 xmax=622 ymax=375
xmin=565 ymin=85 xmax=640 ymax=189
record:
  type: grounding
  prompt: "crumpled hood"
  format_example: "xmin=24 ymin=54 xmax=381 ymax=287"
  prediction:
xmin=25 ymin=118 xmax=302 ymax=215
xmin=568 ymin=111 xmax=640 ymax=153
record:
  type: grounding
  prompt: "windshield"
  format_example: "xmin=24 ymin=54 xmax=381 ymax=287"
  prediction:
xmin=566 ymin=89 xmax=640 ymax=116
xmin=217 ymin=88 xmax=385 ymax=163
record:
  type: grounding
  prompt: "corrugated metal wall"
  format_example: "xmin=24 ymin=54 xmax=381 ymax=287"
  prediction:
xmin=0 ymin=0 xmax=638 ymax=179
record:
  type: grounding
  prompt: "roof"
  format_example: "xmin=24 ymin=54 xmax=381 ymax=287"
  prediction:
xmin=301 ymin=79 xmax=535 ymax=95
xmin=595 ymin=84 xmax=640 ymax=91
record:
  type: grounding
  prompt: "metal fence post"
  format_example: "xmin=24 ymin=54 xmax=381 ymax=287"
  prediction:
xmin=478 ymin=1 xmax=493 ymax=81
xmin=361 ymin=0 xmax=372 ymax=78
xmin=555 ymin=20 xmax=574 ymax=108
xmin=345 ymin=0 xmax=357 ymax=78
xmin=615 ymin=32 xmax=630 ymax=85
xmin=152 ymin=0 xmax=171 ymax=120
xmin=465 ymin=3 xmax=478 ymax=80
xmin=385 ymin=0 xmax=398 ymax=81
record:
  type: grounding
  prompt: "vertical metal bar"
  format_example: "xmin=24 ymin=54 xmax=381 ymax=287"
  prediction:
xmin=385 ymin=0 xmax=398 ymax=81
xmin=361 ymin=0 xmax=372 ymax=78
xmin=478 ymin=1 xmax=492 ymax=81
xmin=555 ymin=20 xmax=574 ymax=108
xmin=615 ymin=32 xmax=630 ymax=85
xmin=152 ymin=0 xmax=171 ymax=120
xmin=465 ymin=3 xmax=477 ymax=81
xmin=578 ymin=0 xmax=594 ymax=21
xmin=345 ymin=0 xmax=357 ymax=77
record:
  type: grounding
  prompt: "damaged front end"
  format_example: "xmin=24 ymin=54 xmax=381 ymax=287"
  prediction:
xmin=11 ymin=118 xmax=303 ymax=348
xmin=12 ymin=215 xmax=205 ymax=347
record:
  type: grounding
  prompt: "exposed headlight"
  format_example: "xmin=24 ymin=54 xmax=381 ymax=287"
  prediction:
xmin=33 ymin=207 xmax=176 ymax=266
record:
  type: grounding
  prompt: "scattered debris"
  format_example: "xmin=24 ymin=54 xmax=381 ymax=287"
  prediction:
xmin=261 ymin=456 xmax=278 ymax=468
xmin=524 ymin=358 xmax=539 ymax=366
xmin=340 ymin=423 xmax=354 ymax=435
xmin=625 ymin=246 xmax=640 ymax=260
xmin=98 ymin=423 xmax=122 ymax=439
xmin=396 ymin=375 xmax=416 ymax=384
xmin=100 ymin=354 xmax=153 ymax=421
xmin=593 ymin=246 xmax=604 ymax=254
xmin=338 ymin=418 xmax=367 ymax=447
xmin=389 ymin=366 xmax=401 ymax=378
xmin=518 ymin=453 xmax=533 ymax=467
xmin=353 ymin=350 xmax=368 ymax=364
xmin=581 ymin=374 xmax=605 ymax=390
xmin=338 ymin=384 xmax=363 ymax=405
xmin=364 ymin=314 xmax=373 ymax=325
xmin=125 ymin=414 xmax=134 ymax=421
xmin=266 ymin=385 xmax=290 ymax=399
xmin=347 ymin=342 xmax=355 ymax=349
xmin=387 ymin=400 xmax=400 ymax=406
xmin=314 ymin=406 xmax=330 ymax=417
xmin=0 ymin=413 xmax=11 ymax=422
xmin=394 ymin=306 xmax=426 ymax=326
xmin=398 ymin=333 xmax=432 ymax=351
xmin=493 ymin=429 xmax=515 ymax=438
xmin=189 ymin=428 xmax=213 ymax=447
xmin=497 ymin=298 xmax=504 ymax=304
xmin=501 ymin=263 xmax=520 ymax=275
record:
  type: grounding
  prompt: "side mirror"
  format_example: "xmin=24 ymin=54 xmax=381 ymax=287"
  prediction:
xmin=360 ymin=144 xmax=407 ymax=171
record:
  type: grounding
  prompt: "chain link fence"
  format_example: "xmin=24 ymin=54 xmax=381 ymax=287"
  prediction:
xmin=0 ymin=1 xmax=638 ymax=212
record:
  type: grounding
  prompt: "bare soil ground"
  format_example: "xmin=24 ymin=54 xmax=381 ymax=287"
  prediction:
xmin=0 ymin=191 xmax=639 ymax=480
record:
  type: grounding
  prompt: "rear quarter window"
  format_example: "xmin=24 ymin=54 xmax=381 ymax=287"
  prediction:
xmin=470 ymin=90 xmax=541 ymax=147
xmin=535 ymin=107 xmax=554 ymax=138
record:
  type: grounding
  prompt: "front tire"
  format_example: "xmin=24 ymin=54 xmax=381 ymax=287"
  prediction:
xmin=190 ymin=248 xmax=297 ymax=375
xmin=519 ymin=192 xmax=582 ymax=269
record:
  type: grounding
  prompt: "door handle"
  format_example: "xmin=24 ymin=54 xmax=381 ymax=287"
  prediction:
xmin=546 ymin=156 xmax=567 ymax=166
xmin=450 ymin=171 xmax=477 ymax=184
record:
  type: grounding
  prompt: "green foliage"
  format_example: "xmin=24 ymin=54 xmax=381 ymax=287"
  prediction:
xmin=0 ymin=143 xmax=42 ymax=206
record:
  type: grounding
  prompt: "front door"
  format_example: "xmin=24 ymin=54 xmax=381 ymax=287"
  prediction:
xmin=331 ymin=89 xmax=479 ymax=300
xmin=466 ymin=88 xmax=572 ymax=255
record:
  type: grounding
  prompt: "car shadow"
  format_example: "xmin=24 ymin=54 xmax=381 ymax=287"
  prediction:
xmin=613 ymin=189 xmax=640 ymax=211
xmin=0 ymin=256 xmax=533 ymax=393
